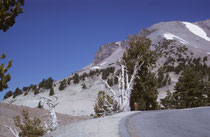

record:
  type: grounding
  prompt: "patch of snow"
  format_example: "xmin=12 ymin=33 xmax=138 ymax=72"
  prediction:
xmin=115 ymin=41 xmax=121 ymax=46
xmin=100 ymin=61 xmax=107 ymax=66
xmin=163 ymin=32 xmax=189 ymax=45
xmin=207 ymin=52 xmax=210 ymax=55
xmin=182 ymin=22 xmax=210 ymax=41
xmin=90 ymin=66 xmax=101 ymax=70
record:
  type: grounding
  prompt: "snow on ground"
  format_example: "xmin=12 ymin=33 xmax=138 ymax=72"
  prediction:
xmin=163 ymin=32 xmax=189 ymax=45
xmin=90 ymin=66 xmax=101 ymax=70
xmin=45 ymin=112 xmax=136 ymax=137
xmin=182 ymin=22 xmax=210 ymax=41
xmin=100 ymin=61 xmax=107 ymax=66
xmin=207 ymin=52 xmax=210 ymax=55
xmin=115 ymin=41 xmax=121 ymax=46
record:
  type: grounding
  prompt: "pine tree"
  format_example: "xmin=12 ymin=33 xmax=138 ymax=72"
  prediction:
xmin=37 ymin=101 xmax=43 ymax=108
xmin=121 ymin=36 xmax=158 ymax=110
xmin=160 ymin=90 xmax=175 ymax=109
xmin=34 ymin=88 xmax=39 ymax=95
xmin=13 ymin=87 xmax=22 ymax=98
xmin=0 ymin=0 xmax=24 ymax=32
xmin=131 ymin=72 xmax=159 ymax=110
xmin=14 ymin=110 xmax=46 ymax=137
xmin=107 ymin=78 xmax=113 ymax=86
xmin=94 ymin=91 xmax=119 ymax=117
xmin=4 ymin=90 xmax=13 ymax=99
xmin=0 ymin=53 xmax=12 ymax=91
xmin=49 ymin=88 xmax=54 ymax=96
xmin=59 ymin=79 xmax=66 ymax=91
xmin=73 ymin=73 xmax=80 ymax=84
xmin=173 ymin=67 xmax=207 ymax=108
xmin=114 ymin=76 xmax=118 ymax=85
xmin=82 ymin=83 xmax=87 ymax=89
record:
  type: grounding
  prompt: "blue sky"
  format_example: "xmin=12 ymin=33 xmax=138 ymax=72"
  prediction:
xmin=0 ymin=0 xmax=210 ymax=100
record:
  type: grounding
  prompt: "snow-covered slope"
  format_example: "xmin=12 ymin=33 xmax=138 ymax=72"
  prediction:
xmin=3 ymin=19 xmax=210 ymax=116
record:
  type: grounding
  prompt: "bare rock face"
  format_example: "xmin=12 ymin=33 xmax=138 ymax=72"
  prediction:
xmin=137 ymin=28 xmax=157 ymax=37
xmin=93 ymin=42 xmax=120 ymax=65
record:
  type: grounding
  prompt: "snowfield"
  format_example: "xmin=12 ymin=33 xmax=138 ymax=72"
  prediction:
xmin=44 ymin=112 xmax=136 ymax=137
xmin=182 ymin=22 xmax=210 ymax=41
xmin=163 ymin=32 xmax=189 ymax=44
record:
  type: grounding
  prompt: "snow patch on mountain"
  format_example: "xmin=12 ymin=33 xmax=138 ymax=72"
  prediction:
xmin=100 ymin=62 xmax=107 ymax=66
xmin=163 ymin=32 xmax=189 ymax=45
xmin=115 ymin=41 xmax=121 ymax=46
xmin=182 ymin=22 xmax=210 ymax=41
xmin=91 ymin=66 xmax=101 ymax=70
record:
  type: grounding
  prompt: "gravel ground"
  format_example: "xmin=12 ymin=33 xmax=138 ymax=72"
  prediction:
xmin=45 ymin=112 xmax=136 ymax=137
xmin=0 ymin=103 xmax=89 ymax=137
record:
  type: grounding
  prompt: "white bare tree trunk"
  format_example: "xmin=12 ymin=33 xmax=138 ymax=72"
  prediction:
xmin=40 ymin=96 xmax=59 ymax=132
xmin=4 ymin=125 xmax=19 ymax=137
xmin=101 ymin=61 xmax=143 ymax=112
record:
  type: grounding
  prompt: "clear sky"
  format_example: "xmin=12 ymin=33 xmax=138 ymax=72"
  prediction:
xmin=0 ymin=0 xmax=210 ymax=100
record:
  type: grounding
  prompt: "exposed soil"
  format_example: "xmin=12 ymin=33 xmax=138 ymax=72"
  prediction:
xmin=0 ymin=103 xmax=90 ymax=137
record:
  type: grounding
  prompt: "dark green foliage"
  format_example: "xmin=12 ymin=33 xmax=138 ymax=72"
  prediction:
xmin=160 ymin=90 xmax=175 ymax=109
xmin=131 ymin=72 xmax=159 ymax=110
xmin=34 ymin=89 xmax=39 ymax=95
xmin=80 ymin=72 xmax=88 ymax=80
xmin=107 ymin=78 xmax=113 ymax=86
xmin=24 ymin=92 xmax=28 ymax=96
xmin=49 ymin=88 xmax=54 ymax=96
xmin=173 ymin=68 xmax=208 ymax=108
xmin=29 ymin=84 xmax=37 ymax=91
xmin=121 ymin=36 xmax=159 ymax=111
xmin=0 ymin=0 xmax=24 ymax=32
xmin=101 ymin=67 xmax=115 ymax=80
xmin=114 ymin=76 xmax=118 ymax=85
xmin=94 ymin=91 xmax=119 ymax=118
xmin=73 ymin=73 xmax=80 ymax=84
xmin=37 ymin=101 xmax=43 ymax=108
xmin=3 ymin=90 xmax=12 ymax=99
xmin=0 ymin=53 xmax=12 ymax=91
xmin=13 ymin=87 xmax=22 ymax=98
xmin=67 ymin=78 xmax=72 ymax=85
xmin=161 ymin=68 xmax=210 ymax=109
xmin=203 ymin=56 xmax=208 ymax=63
xmin=38 ymin=77 xmax=54 ymax=89
xmin=14 ymin=110 xmax=46 ymax=137
xmin=22 ymin=87 xmax=29 ymax=91
xmin=82 ymin=83 xmax=87 ymax=89
xmin=59 ymin=79 xmax=67 ymax=91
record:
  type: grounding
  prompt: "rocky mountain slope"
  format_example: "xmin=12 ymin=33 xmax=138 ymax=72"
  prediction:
xmin=2 ymin=19 xmax=210 ymax=116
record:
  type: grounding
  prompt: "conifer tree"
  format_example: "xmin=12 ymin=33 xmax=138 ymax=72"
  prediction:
xmin=121 ymin=36 xmax=158 ymax=110
xmin=49 ymin=88 xmax=54 ymax=96
xmin=13 ymin=87 xmax=22 ymax=98
xmin=73 ymin=73 xmax=79 ymax=84
xmin=0 ymin=0 xmax=24 ymax=32
xmin=4 ymin=90 xmax=13 ymax=99
xmin=0 ymin=53 xmax=12 ymax=91
xmin=173 ymin=68 xmax=207 ymax=108
xmin=59 ymin=79 xmax=66 ymax=91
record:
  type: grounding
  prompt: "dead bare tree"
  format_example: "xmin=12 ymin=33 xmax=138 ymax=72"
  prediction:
xmin=3 ymin=125 xmax=19 ymax=137
xmin=101 ymin=60 xmax=144 ymax=112
xmin=39 ymin=96 xmax=59 ymax=132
